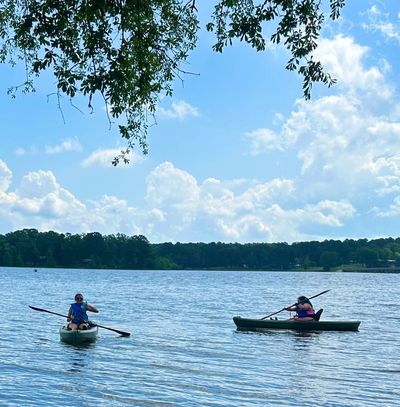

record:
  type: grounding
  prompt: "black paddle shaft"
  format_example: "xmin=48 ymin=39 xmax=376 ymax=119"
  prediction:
xmin=261 ymin=289 xmax=330 ymax=320
xmin=29 ymin=305 xmax=130 ymax=337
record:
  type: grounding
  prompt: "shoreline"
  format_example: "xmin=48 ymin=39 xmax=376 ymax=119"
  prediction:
xmin=2 ymin=266 xmax=400 ymax=273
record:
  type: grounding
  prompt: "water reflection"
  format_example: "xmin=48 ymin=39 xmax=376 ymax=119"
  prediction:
xmin=234 ymin=327 xmax=323 ymax=355
xmin=62 ymin=342 xmax=96 ymax=373
xmin=234 ymin=328 xmax=320 ymax=339
xmin=292 ymin=330 xmax=324 ymax=342
xmin=290 ymin=331 xmax=321 ymax=350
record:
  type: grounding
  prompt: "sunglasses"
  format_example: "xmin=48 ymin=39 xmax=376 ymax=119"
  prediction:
xmin=75 ymin=297 xmax=83 ymax=301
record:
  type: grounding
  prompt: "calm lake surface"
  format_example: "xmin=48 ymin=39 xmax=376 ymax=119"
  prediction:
xmin=0 ymin=268 xmax=399 ymax=406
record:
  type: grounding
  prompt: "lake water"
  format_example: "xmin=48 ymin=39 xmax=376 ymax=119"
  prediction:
xmin=0 ymin=268 xmax=399 ymax=406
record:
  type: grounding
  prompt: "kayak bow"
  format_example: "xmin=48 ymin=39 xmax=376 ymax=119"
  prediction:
xmin=59 ymin=324 xmax=98 ymax=345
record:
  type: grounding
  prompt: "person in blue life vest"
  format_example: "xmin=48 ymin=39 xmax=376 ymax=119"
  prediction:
xmin=67 ymin=293 xmax=98 ymax=330
xmin=285 ymin=295 xmax=316 ymax=321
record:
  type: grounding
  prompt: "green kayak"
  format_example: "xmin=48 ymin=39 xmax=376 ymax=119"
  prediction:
xmin=233 ymin=316 xmax=361 ymax=332
xmin=59 ymin=324 xmax=98 ymax=345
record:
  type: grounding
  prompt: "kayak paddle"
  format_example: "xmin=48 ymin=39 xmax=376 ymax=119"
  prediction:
xmin=29 ymin=305 xmax=131 ymax=337
xmin=261 ymin=289 xmax=330 ymax=320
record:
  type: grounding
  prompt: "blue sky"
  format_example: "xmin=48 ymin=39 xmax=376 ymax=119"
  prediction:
xmin=1 ymin=1 xmax=400 ymax=244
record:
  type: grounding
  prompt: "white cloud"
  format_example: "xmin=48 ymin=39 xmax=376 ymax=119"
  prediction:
xmin=231 ymin=34 xmax=400 ymax=234
xmin=363 ymin=5 xmax=400 ymax=44
xmin=0 ymin=169 xmax=87 ymax=232
xmin=146 ymin=161 xmax=200 ymax=208
xmin=302 ymin=200 xmax=356 ymax=227
xmin=0 ymin=163 xmax=157 ymax=237
xmin=0 ymin=160 xmax=12 ymax=192
xmin=14 ymin=145 xmax=38 ymax=156
xmin=242 ymin=36 xmax=400 ymax=204
xmin=141 ymin=162 xmax=354 ymax=242
xmin=216 ymin=215 xmax=273 ymax=241
xmin=45 ymin=137 xmax=82 ymax=154
xmin=315 ymin=35 xmax=393 ymax=99
xmin=15 ymin=148 xmax=26 ymax=156
xmin=86 ymin=195 xmax=143 ymax=234
xmin=158 ymin=100 xmax=200 ymax=120
xmin=145 ymin=162 xmax=201 ymax=233
xmin=17 ymin=170 xmax=60 ymax=199
xmin=0 ymin=158 xmax=359 ymax=242
xmin=82 ymin=148 xmax=145 ymax=168
xmin=269 ymin=93 xmax=400 ymax=208
xmin=376 ymin=195 xmax=400 ymax=217
xmin=369 ymin=156 xmax=400 ymax=196
xmin=292 ymin=93 xmax=400 ymax=204
xmin=223 ymin=200 xmax=354 ymax=242
xmin=245 ymin=128 xmax=285 ymax=154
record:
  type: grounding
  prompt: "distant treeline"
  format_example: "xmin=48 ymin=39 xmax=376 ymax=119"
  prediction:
xmin=1 ymin=229 xmax=400 ymax=271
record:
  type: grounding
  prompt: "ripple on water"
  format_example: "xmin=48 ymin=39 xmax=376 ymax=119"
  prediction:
xmin=0 ymin=268 xmax=399 ymax=406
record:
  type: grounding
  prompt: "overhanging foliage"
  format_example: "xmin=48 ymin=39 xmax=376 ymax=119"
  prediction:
xmin=0 ymin=0 xmax=345 ymax=163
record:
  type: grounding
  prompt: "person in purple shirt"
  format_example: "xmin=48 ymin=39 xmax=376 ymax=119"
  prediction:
xmin=285 ymin=295 xmax=316 ymax=320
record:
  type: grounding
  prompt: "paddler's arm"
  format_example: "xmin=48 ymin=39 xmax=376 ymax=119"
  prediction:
xmin=87 ymin=303 xmax=99 ymax=313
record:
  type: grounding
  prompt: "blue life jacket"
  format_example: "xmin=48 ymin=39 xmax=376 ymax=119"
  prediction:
xmin=70 ymin=302 xmax=88 ymax=323
xmin=296 ymin=302 xmax=315 ymax=318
